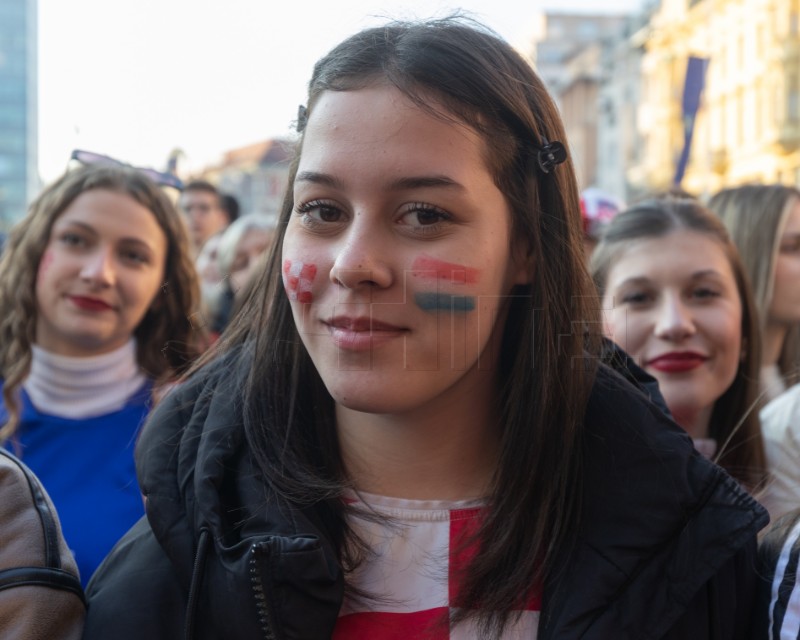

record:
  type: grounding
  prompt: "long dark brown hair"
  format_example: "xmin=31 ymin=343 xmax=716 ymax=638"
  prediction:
xmin=591 ymin=197 xmax=767 ymax=490
xmin=206 ymin=16 xmax=599 ymax=636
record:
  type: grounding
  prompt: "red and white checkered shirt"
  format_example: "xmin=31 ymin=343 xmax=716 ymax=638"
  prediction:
xmin=334 ymin=493 xmax=541 ymax=639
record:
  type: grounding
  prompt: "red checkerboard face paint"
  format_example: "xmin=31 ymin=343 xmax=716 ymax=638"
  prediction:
xmin=283 ymin=259 xmax=317 ymax=303
xmin=410 ymin=254 xmax=479 ymax=285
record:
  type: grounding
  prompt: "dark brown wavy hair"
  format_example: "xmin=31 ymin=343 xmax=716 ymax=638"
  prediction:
xmin=0 ymin=164 xmax=205 ymax=441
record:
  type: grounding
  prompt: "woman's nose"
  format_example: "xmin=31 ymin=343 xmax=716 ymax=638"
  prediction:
xmin=79 ymin=248 xmax=115 ymax=286
xmin=654 ymin=295 xmax=695 ymax=341
xmin=330 ymin=218 xmax=393 ymax=291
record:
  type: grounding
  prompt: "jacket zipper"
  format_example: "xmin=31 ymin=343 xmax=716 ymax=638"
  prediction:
xmin=250 ymin=542 xmax=278 ymax=640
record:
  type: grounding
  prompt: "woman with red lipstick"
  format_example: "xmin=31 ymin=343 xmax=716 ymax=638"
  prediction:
xmin=0 ymin=163 xmax=203 ymax=585
xmin=84 ymin=18 xmax=766 ymax=640
xmin=591 ymin=196 xmax=767 ymax=489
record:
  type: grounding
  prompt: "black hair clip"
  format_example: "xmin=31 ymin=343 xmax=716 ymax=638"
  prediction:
xmin=536 ymin=137 xmax=567 ymax=174
xmin=297 ymin=105 xmax=308 ymax=133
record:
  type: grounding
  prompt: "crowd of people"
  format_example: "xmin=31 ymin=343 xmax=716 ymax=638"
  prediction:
xmin=2 ymin=14 xmax=800 ymax=640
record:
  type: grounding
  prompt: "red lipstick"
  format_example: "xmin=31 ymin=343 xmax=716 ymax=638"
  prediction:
xmin=69 ymin=296 xmax=113 ymax=312
xmin=646 ymin=351 xmax=707 ymax=373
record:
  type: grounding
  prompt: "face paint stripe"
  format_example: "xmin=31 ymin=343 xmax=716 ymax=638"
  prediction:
xmin=415 ymin=292 xmax=476 ymax=313
xmin=410 ymin=255 xmax=479 ymax=285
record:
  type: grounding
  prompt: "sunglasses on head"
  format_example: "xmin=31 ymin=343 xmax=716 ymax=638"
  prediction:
xmin=69 ymin=149 xmax=184 ymax=191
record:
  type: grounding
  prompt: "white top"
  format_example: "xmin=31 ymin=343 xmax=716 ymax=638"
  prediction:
xmin=762 ymin=364 xmax=788 ymax=405
xmin=760 ymin=383 xmax=800 ymax=521
xmin=23 ymin=340 xmax=146 ymax=420
xmin=336 ymin=492 xmax=540 ymax=639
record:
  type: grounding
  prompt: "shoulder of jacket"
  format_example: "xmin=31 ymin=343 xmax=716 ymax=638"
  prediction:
xmin=0 ymin=450 xmax=85 ymax=638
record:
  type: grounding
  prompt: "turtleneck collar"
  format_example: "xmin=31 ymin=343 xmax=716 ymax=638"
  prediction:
xmin=23 ymin=340 xmax=147 ymax=419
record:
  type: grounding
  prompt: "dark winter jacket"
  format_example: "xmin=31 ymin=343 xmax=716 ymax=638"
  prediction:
xmin=82 ymin=351 xmax=768 ymax=640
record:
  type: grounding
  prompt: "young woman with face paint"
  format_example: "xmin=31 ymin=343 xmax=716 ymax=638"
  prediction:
xmin=83 ymin=19 xmax=766 ymax=640
xmin=0 ymin=164 xmax=204 ymax=585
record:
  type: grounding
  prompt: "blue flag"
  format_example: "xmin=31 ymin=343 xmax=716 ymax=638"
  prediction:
xmin=674 ymin=56 xmax=710 ymax=186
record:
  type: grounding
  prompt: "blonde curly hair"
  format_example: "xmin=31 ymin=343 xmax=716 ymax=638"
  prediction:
xmin=0 ymin=164 xmax=205 ymax=441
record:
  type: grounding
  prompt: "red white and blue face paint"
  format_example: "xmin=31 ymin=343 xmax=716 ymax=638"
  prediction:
xmin=410 ymin=254 xmax=478 ymax=313
xmin=283 ymin=259 xmax=317 ymax=303
xmin=410 ymin=254 xmax=480 ymax=285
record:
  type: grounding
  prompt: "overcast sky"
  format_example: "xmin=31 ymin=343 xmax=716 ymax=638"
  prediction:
xmin=38 ymin=0 xmax=648 ymax=182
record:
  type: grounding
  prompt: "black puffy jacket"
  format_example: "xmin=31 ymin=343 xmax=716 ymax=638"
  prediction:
xmin=83 ymin=351 xmax=768 ymax=640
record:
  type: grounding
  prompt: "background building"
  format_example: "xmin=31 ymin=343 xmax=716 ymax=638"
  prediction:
xmin=0 ymin=0 xmax=37 ymax=228
xmin=529 ymin=12 xmax=627 ymax=191
xmin=199 ymin=138 xmax=293 ymax=221
xmin=635 ymin=0 xmax=800 ymax=197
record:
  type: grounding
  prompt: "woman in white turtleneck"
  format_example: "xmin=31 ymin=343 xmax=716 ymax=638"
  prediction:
xmin=0 ymin=163 xmax=204 ymax=584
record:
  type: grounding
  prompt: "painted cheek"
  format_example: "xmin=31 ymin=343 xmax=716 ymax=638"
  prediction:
xmin=410 ymin=254 xmax=479 ymax=314
xmin=410 ymin=254 xmax=480 ymax=285
xmin=283 ymin=259 xmax=317 ymax=304
xmin=414 ymin=292 xmax=476 ymax=313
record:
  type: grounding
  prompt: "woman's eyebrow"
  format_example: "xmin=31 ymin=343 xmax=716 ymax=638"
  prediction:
xmin=295 ymin=171 xmax=344 ymax=189
xmin=120 ymin=237 xmax=156 ymax=252
xmin=689 ymin=269 xmax=724 ymax=280
xmin=387 ymin=175 xmax=464 ymax=191
xmin=295 ymin=171 xmax=464 ymax=192
xmin=55 ymin=220 xmax=97 ymax=236
xmin=614 ymin=276 xmax=650 ymax=288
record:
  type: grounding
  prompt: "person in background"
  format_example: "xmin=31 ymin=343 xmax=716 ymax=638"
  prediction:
xmin=579 ymin=186 xmax=624 ymax=257
xmin=709 ymin=184 xmax=800 ymax=402
xmin=710 ymin=185 xmax=800 ymax=519
xmin=83 ymin=18 xmax=765 ymax=639
xmin=219 ymin=192 xmax=240 ymax=227
xmin=179 ymin=180 xmax=232 ymax=254
xmin=209 ymin=213 xmax=276 ymax=335
xmin=591 ymin=196 xmax=767 ymax=491
xmin=753 ymin=508 xmax=800 ymax=639
xmin=0 ymin=164 xmax=204 ymax=584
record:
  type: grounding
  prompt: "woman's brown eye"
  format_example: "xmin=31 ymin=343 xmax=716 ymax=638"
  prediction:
xmin=319 ymin=207 xmax=340 ymax=222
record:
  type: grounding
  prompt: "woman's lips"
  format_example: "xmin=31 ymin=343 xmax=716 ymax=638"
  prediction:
xmin=68 ymin=295 xmax=114 ymax=312
xmin=646 ymin=351 xmax=708 ymax=373
xmin=324 ymin=316 xmax=406 ymax=351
